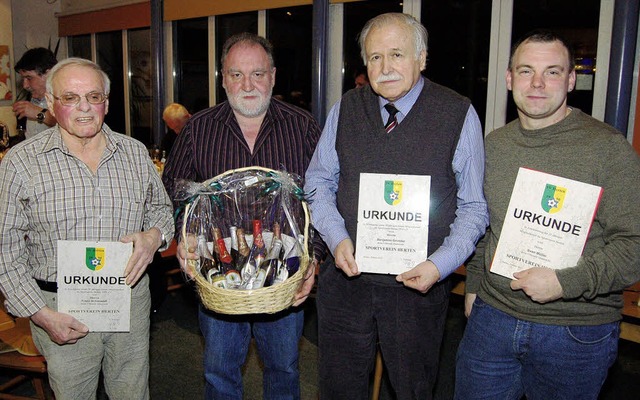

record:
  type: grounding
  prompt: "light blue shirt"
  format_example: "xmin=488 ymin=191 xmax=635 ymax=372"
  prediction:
xmin=304 ymin=77 xmax=489 ymax=279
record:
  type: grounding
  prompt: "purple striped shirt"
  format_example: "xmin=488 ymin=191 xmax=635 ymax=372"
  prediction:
xmin=162 ymin=98 xmax=325 ymax=259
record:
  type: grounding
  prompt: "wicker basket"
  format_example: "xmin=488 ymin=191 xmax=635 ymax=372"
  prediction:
xmin=181 ymin=166 xmax=310 ymax=315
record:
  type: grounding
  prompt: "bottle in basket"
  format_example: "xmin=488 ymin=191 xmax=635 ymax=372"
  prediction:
xmin=240 ymin=220 xmax=267 ymax=288
xmin=250 ymin=219 xmax=267 ymax=265
xmin=215 ymin=237 xmax=241 ymax=288
xmin=229 ymin=226 xmax=239 ymax=262
xmin=212 ymin=227 xmax=224 ymax=256
xmin=197 ymin=234 xmax=219 ymax=282
xmin=201 ymin=256 xmax=219 ymax=283
xmin=235 ymin=227 xmax=250 ymax=270
xmin=283 ymin=233 xmax=305 ymax=276
xmin=254 ymin=238 xmax=283 ymax=288
xmin=215 ymin=237 xmax=234 ymax=273
xmin=272 ymin=222 xmax=289 ymax=285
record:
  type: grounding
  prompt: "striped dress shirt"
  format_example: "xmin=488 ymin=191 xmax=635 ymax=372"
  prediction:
xmin=162 ymin=98 xmax=324 ymax=258
xmin=0 ymin=125 xmax=175 ymax=317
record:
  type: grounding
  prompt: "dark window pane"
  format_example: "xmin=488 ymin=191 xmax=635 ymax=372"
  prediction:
xmin=343 ymin=0 xmax=402 ymax=92
xmin=174 ymin=18 xmax=209 ymax=114
xmin=267 ymin=5 xmax=313 ymax=111
xmin=422 ymin=0 xmax=492 ymax=128
xmin=215 ymin=12 xmax=258 ymax=104
xmin=96 ymin=31 xmax=126 ymax=134
xmin=68 ymin=35 xmax=91 ymax=60
xmin=509 ymin=0 xmax=600 ymax=121
xmin=129 ymin=28 xmax=152 ymax=146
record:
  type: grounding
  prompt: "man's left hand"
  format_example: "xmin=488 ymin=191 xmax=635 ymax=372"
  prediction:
xmin=293 ymin=259 xmax=318 ymax=307
xmin=396 ymin=260 xmax=441 ymax=293
xmin=510 ymin=267 xmax=563 ymax=303
xmin=121 ymin=227 xmax=163 ymax=286
xmin=12 ymin=101 xmax=39 ymax=120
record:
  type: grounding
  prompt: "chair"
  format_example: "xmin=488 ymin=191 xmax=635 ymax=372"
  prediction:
xmin=161 ymin=240 xmax=187 ymax=292
xmin=0 ymin=297 xmax=53 ymax=400
xmin=371 ymin=350 xmax=383 ymax=400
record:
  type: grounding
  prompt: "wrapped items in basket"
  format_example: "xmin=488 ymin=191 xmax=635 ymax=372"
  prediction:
xmin=175 ymin=167 xmax=311 ymax=315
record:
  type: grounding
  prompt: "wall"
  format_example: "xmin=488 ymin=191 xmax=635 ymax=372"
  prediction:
xmin=12 ymin=0 xmax=64 ymax=63
xmin=60 ymin=0 xmax=145 ymax=15
xmin=0 ymin=0 xmax=14 ymax=135
xmin=6 ymin=0 xmax=65 ymax=136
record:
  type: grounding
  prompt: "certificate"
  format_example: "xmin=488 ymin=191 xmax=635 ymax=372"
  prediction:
xmin=491 ymin=168 xmax=602 ymax=279
xmin=355 ymin=173 xmax=430 ymax=274
xmin=57 ymin=241 xmax=132 ymax=332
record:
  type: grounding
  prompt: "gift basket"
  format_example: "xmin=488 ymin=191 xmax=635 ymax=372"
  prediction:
xmin=176 ymin=166 xmax=311 ymax=314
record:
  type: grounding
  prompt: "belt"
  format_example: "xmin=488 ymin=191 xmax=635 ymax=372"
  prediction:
xmin=35 ymin=279 xmax=57 ymax=293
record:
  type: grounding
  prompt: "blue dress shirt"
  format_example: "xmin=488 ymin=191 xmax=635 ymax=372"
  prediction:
xmin=304 ymin=77 xmax=489 ymax=279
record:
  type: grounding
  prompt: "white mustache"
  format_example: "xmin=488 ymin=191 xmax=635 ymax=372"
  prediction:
xmin=240 ymin=89 xmax=260 ymax=97
xmin=376 ymin=73 xmax=402 ymax=83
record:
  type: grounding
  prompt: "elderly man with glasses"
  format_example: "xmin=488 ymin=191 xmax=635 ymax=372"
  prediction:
xmin=0 ymin=57 xmax=174 ymax=400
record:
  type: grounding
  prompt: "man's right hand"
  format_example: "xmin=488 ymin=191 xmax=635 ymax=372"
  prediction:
xmin=464 ymin=292 xmax=477 ymax=318
xmin=176 ymin=235 xmax=199 ymax=279
xmin=334 ymin=239 xmax=359 ymax=277
xmin=30 ymin=306 xmax=89 ymax=345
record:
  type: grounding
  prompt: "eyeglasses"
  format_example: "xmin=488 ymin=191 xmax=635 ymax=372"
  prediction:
xmin=51 ymin=91 xmax=108 ymax=106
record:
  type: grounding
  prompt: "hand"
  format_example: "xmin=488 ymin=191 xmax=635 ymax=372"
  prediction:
xmin=334 ymin=239 xmax=359 ymax=277
xmin=464 ymin=293 xmax=477 ymax=318
xmin=510 ymin=267 xmax=563 ymax=303
xmin=395 ymin=260 xmax=441 ymax=293
xmin=120 ymin=227 xmax=164 ymax=286
xmin=176 ymin=234 xmax=199 ymax=279
xmin=293 ymin=258 xmax=318 ymax=307
xmin=12 ymin=101 xmax=40 ymax=120
xmin=30 ymin=306 xmax=89 ymax=345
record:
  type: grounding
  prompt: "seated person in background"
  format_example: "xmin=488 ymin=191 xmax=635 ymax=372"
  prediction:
xmin=354 ymin=66 xmax=369 ymax=89
xmin=12 ymin=48 xmax=58 ymax=139
xmin=161 ymin=103 xmax=191 ymax=155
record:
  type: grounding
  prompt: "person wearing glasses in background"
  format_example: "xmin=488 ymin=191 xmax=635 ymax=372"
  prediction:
xmin=12 ymin=47 xmax=58 ymax=138
xmin=0 ymin=58 xmax=174 ymax=400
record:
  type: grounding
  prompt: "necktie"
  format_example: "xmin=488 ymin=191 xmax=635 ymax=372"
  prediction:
xmin=384 ymin=103 xmax=399 ymax=133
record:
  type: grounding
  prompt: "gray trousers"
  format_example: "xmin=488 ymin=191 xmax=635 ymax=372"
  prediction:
xmin=31 ymin=275 xmax=151 ymax=400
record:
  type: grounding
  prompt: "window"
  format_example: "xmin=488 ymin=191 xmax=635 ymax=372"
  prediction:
xmin=129 ymin=28 xmax=152 ymax=145
xmin=508 ymin=0 xmax=601 ymax=120
xmin=174 ymin=17 xmax=209 ymax=114
xmin=215 ymin=12 xmax=258 ymax=104
xmin=421 ymin=0 xmax=492 ymax=127
xmin=267 ymin=6 xmax=313 ymax=110
xmin=96 ymin=31 xmax=125 ymax=134
xmin=342 ymin=0 xmax=402 ymax=92
xmin=68 ymin=34 xmax=91 ymax=60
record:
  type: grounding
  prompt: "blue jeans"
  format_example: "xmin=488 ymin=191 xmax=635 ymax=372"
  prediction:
xmin=455 ymin=297 xmax=619 ymax=400
xmin=199 ymin=306 xmax=304 ymax=400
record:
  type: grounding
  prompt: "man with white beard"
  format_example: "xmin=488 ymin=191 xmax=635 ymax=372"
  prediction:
xmin=162 ymin=33 xmax=323 ymax=400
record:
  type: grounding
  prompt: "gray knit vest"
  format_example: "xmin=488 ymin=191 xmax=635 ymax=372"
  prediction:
xmin=336 ymin=79 xmax=469 ymax=279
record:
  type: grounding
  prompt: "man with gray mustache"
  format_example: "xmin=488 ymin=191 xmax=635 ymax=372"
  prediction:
xmin=304 ymin=12 xmax=488 ymax=400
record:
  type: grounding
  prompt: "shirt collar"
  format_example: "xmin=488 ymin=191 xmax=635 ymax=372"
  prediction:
xmin=378 ymin=75 xmax=424 ymax=119
xmin=38 ymin=123 xmax=120 ymax=156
